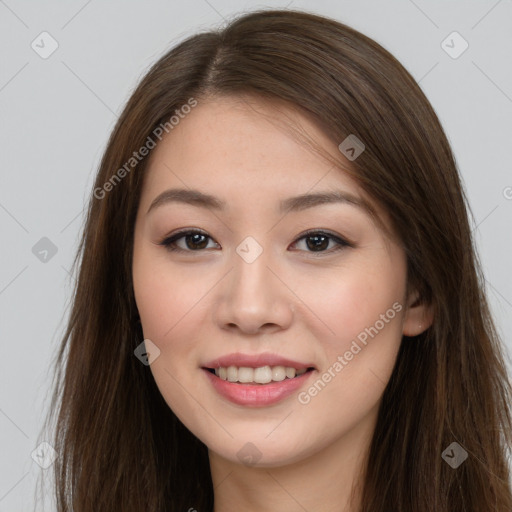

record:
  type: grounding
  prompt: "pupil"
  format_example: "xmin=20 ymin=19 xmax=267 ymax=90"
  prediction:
xmin=187 ymin=234 xmax=208 ymax=250
xmin=307 ymin=235 xmax=328 ymax=251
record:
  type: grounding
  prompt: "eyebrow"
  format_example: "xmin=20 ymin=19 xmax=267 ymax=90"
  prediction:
xmin=146 ymin=187 xmax=372 ymax=216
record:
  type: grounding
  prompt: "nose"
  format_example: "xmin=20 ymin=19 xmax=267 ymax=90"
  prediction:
xmin=213 ymin=245 xmax=294 ymax=335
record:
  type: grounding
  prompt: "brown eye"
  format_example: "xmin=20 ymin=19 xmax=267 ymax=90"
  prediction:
xmin=181 ymin=233 xmax=209 ymax=250
xmin=291 ymin=230 xmax=352 ymax=254
xmin=159 ymin=229 xmax=352 ymax=255
xmin=305 ymin=233 xmax=330 ymax=251
xmin=159 ymin=230 xmax=219 ymax=252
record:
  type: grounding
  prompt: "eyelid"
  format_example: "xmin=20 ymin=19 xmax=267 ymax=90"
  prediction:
xmin=158 ymin=228 xmax=218 ymax=252
xmin=292 ymin=228 xmax=353 ymax=248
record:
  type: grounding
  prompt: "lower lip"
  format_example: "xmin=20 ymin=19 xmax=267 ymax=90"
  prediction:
xmin=202 ymin=368 xmax=314 ymax=407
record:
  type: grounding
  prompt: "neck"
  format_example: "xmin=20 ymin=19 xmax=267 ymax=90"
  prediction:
xmin=209 ymin=408 xmax=376 ymax=512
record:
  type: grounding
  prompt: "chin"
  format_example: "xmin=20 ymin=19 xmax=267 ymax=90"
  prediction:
xmin=203 ymin=428 xmax=325 ymax=469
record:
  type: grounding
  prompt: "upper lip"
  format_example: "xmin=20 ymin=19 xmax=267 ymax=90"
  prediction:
xmin=203 ymin=352 xmax=316 ymax=370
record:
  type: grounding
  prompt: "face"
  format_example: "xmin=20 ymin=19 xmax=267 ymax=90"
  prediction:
xmin=132 ymin=95 xmax=422 ymax=468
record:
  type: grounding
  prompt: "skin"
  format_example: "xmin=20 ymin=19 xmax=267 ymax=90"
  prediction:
xmin=132 ymin=95 xmax=433 ymax=512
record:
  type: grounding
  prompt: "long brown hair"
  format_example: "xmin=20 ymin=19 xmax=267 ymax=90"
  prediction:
xmin=38 ymin=8 xmax=512 ymax=511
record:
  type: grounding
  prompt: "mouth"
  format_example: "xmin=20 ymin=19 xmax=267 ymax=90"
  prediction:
xmin=203 ymin=365 xmax=316 ymax=385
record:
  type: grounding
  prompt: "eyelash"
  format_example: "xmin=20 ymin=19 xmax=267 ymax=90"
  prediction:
xmin=158 ymin=228 xmax=353 ymax=256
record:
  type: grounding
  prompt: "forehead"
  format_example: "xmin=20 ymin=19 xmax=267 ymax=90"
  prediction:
xmin=143 ymin=95 xmax=359 ymax=196
xmin=139 ymin=94 xmax=395 ymax=239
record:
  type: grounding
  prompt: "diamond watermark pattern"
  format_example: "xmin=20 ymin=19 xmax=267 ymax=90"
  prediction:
xmin=236 ymin=236 xmax=263 ymax=264
xmin=31 ymin=31 xmax=59 ymax=59
xmin=134 ymin=339 xmax=161 ymax=366
xmin=236 ymin=442 xmax=262 ymax=466
xmin=338 ymin=134 xmax=365 ymax=161
xmin=441 ymin=441 xmax=468 ymax=469
xmin=441 ymin=31 xmax=469 ymax=59
xmin=32 ymin=237 xmax=58 ymax=263
xmin=31 ymin=441 xmax=57 ymax=469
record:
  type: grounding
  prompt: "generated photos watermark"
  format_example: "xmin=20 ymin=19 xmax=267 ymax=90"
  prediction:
xmin=297 ymin=301 xmax=403 ymax=405
xmin=94 ymin=97 xmax=198 ymax=199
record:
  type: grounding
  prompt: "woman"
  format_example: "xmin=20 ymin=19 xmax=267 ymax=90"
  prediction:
xmin=40 ymin=8 xmax=512 ymax=511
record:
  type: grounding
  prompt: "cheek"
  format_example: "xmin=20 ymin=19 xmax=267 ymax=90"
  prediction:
xmin=297 ymin=309 xmax=403 ymax=444
xmin=132 ymin=247 xmax=199 ymax=341
xmin=132 ymin=253 xmax=206 ymax=422
xmin=309 ymin=307 xmax=403 ymax=410
xmin=295 ymin=259 xmax=404 ymax=347
xmin=297 ymin=258 xmax=405 ymax=407
xmin=132 ymin=249 xmax=214 ymax=412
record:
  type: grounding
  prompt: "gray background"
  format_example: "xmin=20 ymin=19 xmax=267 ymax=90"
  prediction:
xmin=1 ymin=0 xmax=511 ymax=509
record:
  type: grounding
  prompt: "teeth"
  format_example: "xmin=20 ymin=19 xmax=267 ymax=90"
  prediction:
xmin=272 ymin=366 xmax=286 ymax=381
xmin=254 ymin=366 xmax=272 ymax=384
xmin=213 ymin=365 xmax=309 ymax=384
xmin=285 ymin=367 xmax=296 ymax=379
xmin=227 ymin=366 xmax=237 ymax=382
xmin=238 ymin=367 xmax=254 ymax=383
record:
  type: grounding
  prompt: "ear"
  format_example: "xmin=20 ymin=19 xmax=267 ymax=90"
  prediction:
xmin=402 ymin=288 xmax=434 ymax=336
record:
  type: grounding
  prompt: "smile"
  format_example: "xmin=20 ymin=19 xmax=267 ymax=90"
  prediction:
xmin=207 ymin=365 xmax=312 ymax=384
xmin=202 ymin=366 xmax=315 ymax=407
